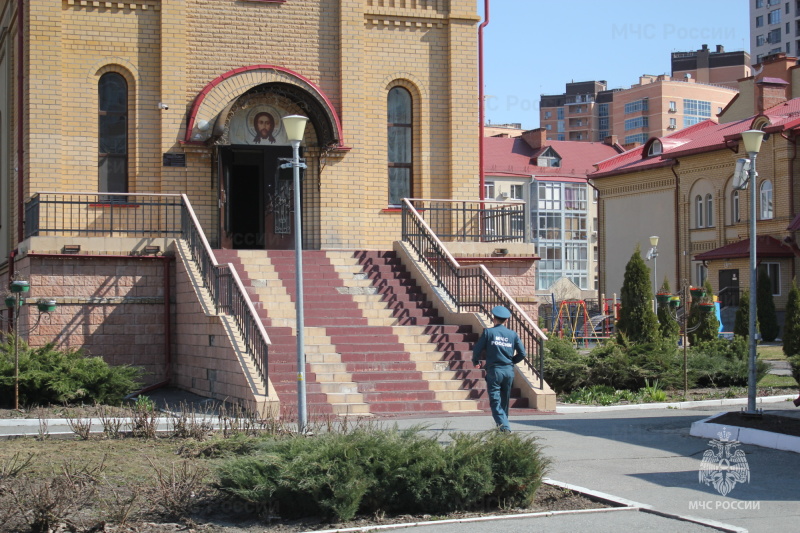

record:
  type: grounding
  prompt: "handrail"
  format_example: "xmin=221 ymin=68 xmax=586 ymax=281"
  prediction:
xmin=180 ymin=194 xmax=270 ymax=385
xmin=406 ymin=198 xmax=526 ymax=243
xmin=402 ymin=198 xmax=547 ymax=388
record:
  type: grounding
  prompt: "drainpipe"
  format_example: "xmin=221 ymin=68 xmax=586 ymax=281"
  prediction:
xmin=16 ymin=0 xmax=24 ymax=243
xmin=671 ymin=163 xmax=682 ymax=289
xmin=478 ymin=0 xmax=489 ymax=198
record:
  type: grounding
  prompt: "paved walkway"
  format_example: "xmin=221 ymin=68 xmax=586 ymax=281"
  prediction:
xmin=3 ymin=392 xmax=800 ymax=532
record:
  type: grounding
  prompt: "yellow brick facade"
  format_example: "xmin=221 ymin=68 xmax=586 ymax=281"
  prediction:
xmin=594 ymin=129 xmax=800 ymax=317
xmin=0 ymin=0 xmax=481 ymax=255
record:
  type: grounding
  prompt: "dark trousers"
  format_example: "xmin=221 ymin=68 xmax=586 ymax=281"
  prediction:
xmin=485 ymin=364 xmax=514 ymax=431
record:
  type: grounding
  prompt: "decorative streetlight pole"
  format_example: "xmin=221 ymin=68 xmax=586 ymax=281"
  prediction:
xmin=282 ymin=114 xmax=310 ymax=433
xmin=649 ymin=235 xmax=659 ymax=312
xmin=740 ymin=129 xmax=765 ymax=415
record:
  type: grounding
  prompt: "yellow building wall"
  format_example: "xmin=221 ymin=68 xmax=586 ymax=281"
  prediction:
xmin=5 ymin=0 xmax=481 ymax=253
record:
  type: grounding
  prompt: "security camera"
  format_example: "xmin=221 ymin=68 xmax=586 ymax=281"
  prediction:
xmin=158 ymin=102 xmax=169 ymax=110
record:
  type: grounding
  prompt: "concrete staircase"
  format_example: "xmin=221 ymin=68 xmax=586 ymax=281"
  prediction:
xmin=214 ymin=249 xmax=531 ymax=418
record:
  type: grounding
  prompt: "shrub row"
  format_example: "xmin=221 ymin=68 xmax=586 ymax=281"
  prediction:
xmin=544 ymin=337 xmax=770 ymax=394
xmin=216 ymin=426 xmax=550 ymax=522
xmin=0 ymin=336 xmax=142 ymax=407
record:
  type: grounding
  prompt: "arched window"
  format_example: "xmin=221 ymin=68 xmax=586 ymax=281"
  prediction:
xmin=760 ymin=180 xmax=773 ymax=219
xmin=705 ymin=193 xmax=713 ymax=227
xmin=695 ymin=195 xmax=704 ymax=228
xmin=732 ymin=190 xmax=740 ymax=224
xmin=387 ymin=86 xmax=412 ymax=206
xmin=647 ymin=139 xmax=662 ymax=157
xmin=98 ymin=72 xmax=128 ymax=195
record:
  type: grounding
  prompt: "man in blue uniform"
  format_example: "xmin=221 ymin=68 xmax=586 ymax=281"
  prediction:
xmin=472 ymin=305 xmax=526 ymax=432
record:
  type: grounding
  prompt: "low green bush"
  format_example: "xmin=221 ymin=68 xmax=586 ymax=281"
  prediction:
xmin=0 ymin=336 xmax=142 ymax=407
xmin=688 ymin=337 xmax=769 ymax=388
xmin=543 ymin=337 xmax=589 ymax=393
xmin=216 ymin=426 xmax=549 ymax=521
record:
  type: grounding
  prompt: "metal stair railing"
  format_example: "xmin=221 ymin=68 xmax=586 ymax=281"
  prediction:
xmin=180 ymin=194 xmax=270 ymax=385
xmin=402 ymin=198 xmax=547 ymax=388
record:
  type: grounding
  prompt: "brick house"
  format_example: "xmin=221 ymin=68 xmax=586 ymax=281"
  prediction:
xmin=591 ymin=55 xmax=800 ymax=331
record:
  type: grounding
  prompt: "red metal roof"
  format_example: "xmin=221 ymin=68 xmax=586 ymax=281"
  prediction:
xmin=592 ymin=97 xmax=800 ymax=179
xmin=484 ymin=137 xmax=620 ymax=179
xmin=694 ymin=235 xmax=795 ymax=261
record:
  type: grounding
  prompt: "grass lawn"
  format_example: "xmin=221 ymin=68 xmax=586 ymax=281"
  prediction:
xmin=759 ymin=344 xmax=787 ymax=360
xmin=758 ymin=374 xmax=798 ymax=388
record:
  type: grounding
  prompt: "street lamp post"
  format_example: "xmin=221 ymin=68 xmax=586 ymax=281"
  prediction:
xmin=282 ymin=114 xmax=310 ymax=433
xmin=741 ymin=129 xmax=765 ymax=415
xmin=649 ymin=235 xmax=659 ymax=312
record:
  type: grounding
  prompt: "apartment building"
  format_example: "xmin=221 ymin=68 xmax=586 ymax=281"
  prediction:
xmin=671 ymin=44 xmax=751 ymax=90
xmin=484 ymin=129 xmax=622 ymax=299
xmin=750 ymin=0 xmax=800 ymax=64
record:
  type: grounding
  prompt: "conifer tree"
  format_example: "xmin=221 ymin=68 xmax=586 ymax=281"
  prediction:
xmin=734 ymin=290 xmax=759 ymax=339
xmin=616 ymin=245 xmax=660 ymax=344
xmin=689 ymin=278 xmax=720 ymax=343
xmin=656 ymin=277 xmax=680 ymax=341
xmin=783 ymin=281 xmax=800 ymax=357
xmin=757 ymin=270 xmax=779 ymax=342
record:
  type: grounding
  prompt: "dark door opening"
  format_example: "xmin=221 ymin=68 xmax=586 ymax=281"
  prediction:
xmin=218 ymin=145 xmax=294 ymax=250
xmin=719 ymin=269 xmax=740 ymax=308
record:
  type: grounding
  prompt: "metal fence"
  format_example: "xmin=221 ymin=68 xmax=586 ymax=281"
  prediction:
xmin=24 ymin=192 xmax=183 ymax=239
xmin=406 ymin=199 xmax=526 ymax=243
xmin=402 ymin=198 xmax=546 ymax=388
xmin=180 ymin=195 xmax=270 ymax=384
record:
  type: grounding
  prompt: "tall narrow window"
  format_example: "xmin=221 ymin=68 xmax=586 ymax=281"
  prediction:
xmin=387 ymin=87 xmax=412 ymax=206
xmin=695 ymin=195 xmax=704 ymax=228
xmin=705 ymin=193 xmax=714 ymax=227
xmin=732 ymin=190 xmax=740 ymax=224
xmin=98 ymin=73 xmax=128 ymax=196
xmin=760 ymin=180 xmax=774 ymax=219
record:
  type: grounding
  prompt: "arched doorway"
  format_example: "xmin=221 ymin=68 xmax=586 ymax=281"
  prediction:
xmin=212 ymin=84 xmax=331 ymax=250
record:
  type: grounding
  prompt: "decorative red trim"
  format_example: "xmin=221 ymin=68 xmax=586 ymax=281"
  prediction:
xmin=185 ymin=65 xmax=345 ymax=147
xmin=381 ymin=208 xmax=403 ymax=213
xmin=455 ymin=256 xmax=540 ymax=262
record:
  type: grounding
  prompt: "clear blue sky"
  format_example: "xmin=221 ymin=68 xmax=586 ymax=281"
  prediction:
xmin=480 ymin=0 xmax=749 ymax=130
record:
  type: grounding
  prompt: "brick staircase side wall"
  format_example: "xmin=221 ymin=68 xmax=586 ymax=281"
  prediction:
xmin=9 ymin=254 xmax=168 ymax=386
xmin=393 ymin=241 xmax=556 ymax=411
xmin=173 ymin=249 xmax=270 ymax=413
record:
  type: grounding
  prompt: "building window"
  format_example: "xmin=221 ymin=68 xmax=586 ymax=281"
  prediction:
xmin=624 ymin=116 xmax=649 ymax=131
xmin=537 ymin=213 xmax=561 ymax=239
xmin=538 ymin=243 xmax=562 ymax=270
xmin=760 ymin=180 xmax=774 ymax=219
xmin=544 ymin=111 xmax=552 ymax=119
xmin=768 ymin=8 xmax=781 ymax=24
xmin=564 ymin=183 xmax=587 ymax=210
xmin=756 ymin=15 xmax=764 ymax=27
xmin=669 ymin=101 xmax=677 ymax=112
xmin=756 ymin=0 xmax=764 ymax=8
xmin=767 ymin=28 xmax=781 ymax=43
xmin=695 ymin=195 xmax=704 ymax=228
xmin=98 ymin=72 xmax=128 ymax=195
xmin=557 ymin=134 xmax=565 ymax=141
xmin=387 ymin=86 xmax=413 ymax=206
xmin=706 ymin=193 xmax=714 ymax=227
xmin=732 ymin=190 xmax=740 ymax=224
xmin=759 ymin=262 xmax=781 ymax=295
xmin=624 ymin=133 xmax=647 ymax=144
xmin=684 ymin=99 xmax=711 ymax=117
xmin=510 ymin=184 xmax=523 ymax=200
xmin=545 ymin=124 xmax=552 ymax=130
xmin=484 ymin=181 xmax=495 ymax=200
xmin=538 ymin=182 xmax=561 ymax=210
xmin=565 ymin=213 xmax=587 ymax=240
xmin=648 ymin=140 xmax=663 ymax=156
xmin=757 ymin=34 xmax=766 ymax=46
xmin=624 ymin=99 xmax=649 ymax=114
xmin=557 ymin=108 xmax=564 ymax=120
xmin=669 ymin=117 xmax=677 ymax=129
xmin=695 ymin=263 xmax=708 ymax=286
